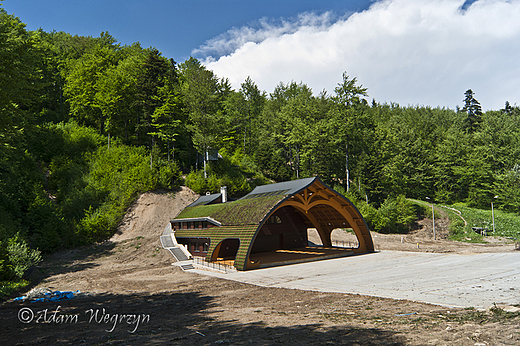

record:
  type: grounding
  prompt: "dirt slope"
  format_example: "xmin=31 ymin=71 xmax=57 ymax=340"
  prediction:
xmin=108 ymin=186 xmax=199 ymax=267
xmin=111 ymin=187 xmax=199 ymax=243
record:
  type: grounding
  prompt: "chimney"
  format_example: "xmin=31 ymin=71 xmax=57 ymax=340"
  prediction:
xmin=220 ymin=186 xmax=227 ymax=203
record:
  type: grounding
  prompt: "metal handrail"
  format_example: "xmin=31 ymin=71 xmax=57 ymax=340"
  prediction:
xmin=331 ymin=240 xmax=358 ymax=249
xmin=192 ymin=256 xmax=236 ymax=273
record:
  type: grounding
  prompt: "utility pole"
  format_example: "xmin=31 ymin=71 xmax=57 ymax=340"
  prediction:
xmin=345 ymin=142 xmax=350 ymax=192
xmin=426 ymin=197 xmax=435 ymax=240
xmin=492 ymin=195 xmax=498 ymax=234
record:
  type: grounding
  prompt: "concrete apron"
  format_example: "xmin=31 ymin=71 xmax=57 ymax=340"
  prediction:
xmin=189 ymin=250 xmax=520 ymax=309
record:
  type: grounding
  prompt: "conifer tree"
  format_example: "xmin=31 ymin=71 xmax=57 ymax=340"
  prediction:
xmin=462 ymin=89 xmax=482 ymax=133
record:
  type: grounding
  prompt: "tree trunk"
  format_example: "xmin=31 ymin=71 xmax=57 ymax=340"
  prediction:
xmin=150 ymin=137 xmax=155 ymax=170
xmin=204 ymin=149 xmax=208 ymax=179
xmin=296 ymin=144 xmax=300 ymax=179
xmin=345 ymin=141 xmax=350 ymax=192
xmin=243 ymin=122 xmax=247 ymax=155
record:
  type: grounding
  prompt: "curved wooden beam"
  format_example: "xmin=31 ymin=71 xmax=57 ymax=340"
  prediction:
xmin=279 ymin=201 xmax=332 ymax=247
xmin=276 ymin=187 xmax=374 ymax=252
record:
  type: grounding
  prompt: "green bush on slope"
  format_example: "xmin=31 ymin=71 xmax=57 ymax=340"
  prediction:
xmin=0 ymin=121 xmax=181 ymax=283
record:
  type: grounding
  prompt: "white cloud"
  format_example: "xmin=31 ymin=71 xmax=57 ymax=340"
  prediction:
xmin=193 ymin=12 xmax=338 ymax=60
xmin=200 ymin=0 xmax=520 ymax=110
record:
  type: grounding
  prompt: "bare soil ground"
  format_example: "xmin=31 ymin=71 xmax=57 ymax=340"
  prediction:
xmin=1 ymin=188 xmax=519 ymax=345
xmin=312 ymin=215 xmax=517 ymax=254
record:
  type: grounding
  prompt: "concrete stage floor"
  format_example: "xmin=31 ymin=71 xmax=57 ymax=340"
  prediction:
xmin=249 ymin=246 xmax=355 ymax=268
xmin=190 ymin=250 xmax=520 ymax=308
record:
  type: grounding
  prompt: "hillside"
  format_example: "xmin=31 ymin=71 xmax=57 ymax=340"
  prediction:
xmin=40 ymin=187 xmax=199 ymax=293
xmin=2 ymin=187 xmax=518 ymax=345
xmin=3 ymin=5 xmax=520 ymax=292
xmin=28 ymin=187 xmax=515 ymax=295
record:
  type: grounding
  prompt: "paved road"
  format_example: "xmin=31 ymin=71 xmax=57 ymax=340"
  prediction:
xmin=190 ymin=250 xmax=520 ymax=308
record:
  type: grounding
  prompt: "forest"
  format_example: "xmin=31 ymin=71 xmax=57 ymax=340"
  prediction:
xmin=1 ymin=7 xmax=520 ymax=286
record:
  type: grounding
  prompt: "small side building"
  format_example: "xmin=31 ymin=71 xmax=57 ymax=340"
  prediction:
xmin=163 ymin=177 xmax=374 ymax=270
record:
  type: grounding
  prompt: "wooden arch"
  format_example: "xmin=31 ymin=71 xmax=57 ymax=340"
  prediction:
xmin=270 ymin=179 xmax=374 ymax=253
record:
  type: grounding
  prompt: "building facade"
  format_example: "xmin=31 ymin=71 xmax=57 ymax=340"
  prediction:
xmin=163 ymin=177 xmax=374 ymax=270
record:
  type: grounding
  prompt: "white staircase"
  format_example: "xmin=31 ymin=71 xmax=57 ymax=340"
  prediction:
xmin=160 ymin=223 xmax=192 ymax=261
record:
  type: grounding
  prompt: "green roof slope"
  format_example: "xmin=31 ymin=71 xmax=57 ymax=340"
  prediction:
xmin=175 ymin=195 xmax=285 ymax=226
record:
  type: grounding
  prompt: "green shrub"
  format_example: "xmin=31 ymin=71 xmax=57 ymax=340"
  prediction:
xmin=0 ymin=280 xmax=29 ymax=300
xmin=344 ymin=193 xmax=417 ymax=233
xmin=0 ymin=119 xmax=188 ymax=287
xmin=185 ymin=170 xmax=207 ymax=194
xmin=223 ymin=174 xmax=252 ymax=196
xmin=156 ymin=161 xmax=182 ymax=188
xmin=79 ymin=144 xmax=159 ymax=241
xmin=333 ymin=184 xmax=347 ymax=198
xmin=448 ymin=218 xmax=465 ymax=237
xmin=357 ymin=202 xmax=379 ymax=227
xmin=0 ymin=235 xmax=42 ymax=281
xmin=185 ymin=152 xmax=264 ymax=197
xmin=26 ymin=191 xmax=72 ymax=251
xmin=87 ymin=145 xmax=156 ymax=199
xmin=6 ymin=236 xmax=42 ymax=279
xmin=80 ymin=203 xmax=125 ymax=241
xmin=375 ymin=195 xmax=416 ymax=233
xmin=207 ymin=173 xmax=223 ymax=193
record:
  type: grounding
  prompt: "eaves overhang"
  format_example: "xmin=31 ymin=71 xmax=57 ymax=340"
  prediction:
xmin=170 ymin=216 xmax=222 ymax=227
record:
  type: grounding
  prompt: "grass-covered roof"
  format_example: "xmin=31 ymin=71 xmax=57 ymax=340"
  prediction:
xmin=175 ymin=194 xmax=286 ymax=226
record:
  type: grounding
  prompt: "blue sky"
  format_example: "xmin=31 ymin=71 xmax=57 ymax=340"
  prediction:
xmin=4 ymin=0 xmax=518 ymax=111
xmin=2 ymin=0 xmax=375 ymax=61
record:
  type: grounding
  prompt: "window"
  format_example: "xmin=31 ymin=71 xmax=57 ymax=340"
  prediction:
xmin=266 ymin=215 xmax=282 ymax=224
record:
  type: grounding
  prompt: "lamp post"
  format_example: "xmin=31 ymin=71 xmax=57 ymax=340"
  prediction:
xmin=426 ymin=197 xmax=435 ymax=240
xmin=492 ymin=195 xmax=498 ymax=234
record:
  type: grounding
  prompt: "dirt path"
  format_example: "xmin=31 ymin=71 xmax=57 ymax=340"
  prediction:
xmin=440 ymin=205 xmax=468 ymax=227
xmin=1 ymin=188 xmax=519 ymax=345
